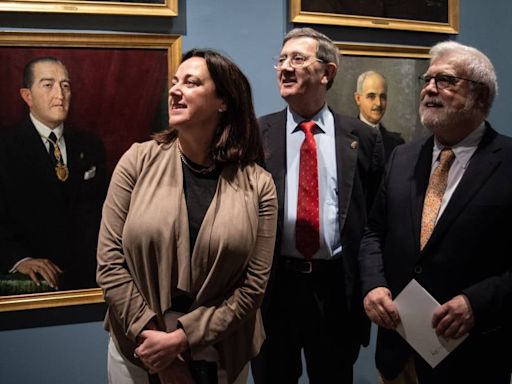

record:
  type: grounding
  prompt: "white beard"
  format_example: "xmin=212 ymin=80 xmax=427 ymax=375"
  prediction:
xmin=420 ymin=97 xmax=480 ymax=132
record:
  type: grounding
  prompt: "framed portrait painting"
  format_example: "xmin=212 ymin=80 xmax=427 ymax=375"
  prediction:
xmin=291 ymin=0 xmax=459 ymax=34
xmin=328 ymin=42 xmax=431 ymax=143
xmin=0 ymin=31 xmax=181 ymax=312
xmin=0 ymin=0 xmax=177 ymax=16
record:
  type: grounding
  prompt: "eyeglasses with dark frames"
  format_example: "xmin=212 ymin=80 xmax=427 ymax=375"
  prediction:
xmin=273 ymin=54 xmax=326 ymax=70
xmin=418 ymin=74 xmax=484 ymax=90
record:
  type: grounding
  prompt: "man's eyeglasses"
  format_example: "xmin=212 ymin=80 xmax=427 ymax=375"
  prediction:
xmin=418 ymin=74 xmax=483 ymax=90
xmin=273 ymin=54 xmax=325 ymax=69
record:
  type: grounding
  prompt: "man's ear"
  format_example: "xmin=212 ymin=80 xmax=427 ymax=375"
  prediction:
xmin=475 ymin=87 xmax=490 ymax=111
xmin=19 ymin=88 xmax=33 ymax=107
xmin=354 ymin=92 xmax=362 ymax=106
xmin=320 ymin=62 xmax=337 ymax=87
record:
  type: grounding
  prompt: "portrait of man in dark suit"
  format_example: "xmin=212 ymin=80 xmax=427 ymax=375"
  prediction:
xmin=360 ymin=41 xmax=512 ymax=383
xmin=0 ymin=57 xmax=108 ymax=292
xmin=354 ymin=70 xmax=405 ymax=161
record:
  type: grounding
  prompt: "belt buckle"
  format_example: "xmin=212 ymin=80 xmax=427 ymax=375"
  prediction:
xmin=298 ymin=260 xmax=313 ymax=274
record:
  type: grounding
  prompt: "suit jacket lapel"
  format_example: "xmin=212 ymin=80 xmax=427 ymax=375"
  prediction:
xmin=334 ymin=115 xmax=358 ymax=232
xmin=19 ymin=119 xmax=55 ymax=178
xmin=421 ymin=125 xmax=501 ymax=255
xmin=62 ymin=131 xmax=83 ymax=204
xmin=19 ymin=120 xmax=65 ymax=199
xmin=262 ymin=110 xmax=287 ymax=222
xmin=169 ymin=142 xmax=193 ymax=294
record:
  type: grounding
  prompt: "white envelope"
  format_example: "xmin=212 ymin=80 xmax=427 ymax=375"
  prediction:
xmin=393 ymin=279 xmax=468 ymax=368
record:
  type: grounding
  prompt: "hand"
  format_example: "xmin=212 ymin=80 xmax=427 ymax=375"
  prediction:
xmin=135 ymin=328 xmax=189 ymax=373
xmin=16 ymin=258 xmax=63 ymax=289
xmin=432 ymin=294 xmax=474 ymax=339
xmin=157 ymin=357 xmax=195 ymax=384
xmin=363 ymin=287 xmax=400 ymax=329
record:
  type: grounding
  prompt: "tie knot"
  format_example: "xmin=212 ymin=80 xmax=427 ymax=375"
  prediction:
xmin=439 ymin=148 xmax=455 ymax=166
xmin=48 ymin=132 xmax=58 ymax=144
xmin=299 ymin=120 xmax=316 ymax=135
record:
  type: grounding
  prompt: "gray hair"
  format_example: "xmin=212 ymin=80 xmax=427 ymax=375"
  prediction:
xmin=430 ymin=41 xmax=497 ymax=116
xmin=283 ymin=27 xmax=340 ymax=89
xmin=356 ymin=70 xmax=387 ymax=93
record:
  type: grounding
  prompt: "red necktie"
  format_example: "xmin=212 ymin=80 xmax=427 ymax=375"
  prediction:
xmin=296 ymin=120 xmax=320 ymax=259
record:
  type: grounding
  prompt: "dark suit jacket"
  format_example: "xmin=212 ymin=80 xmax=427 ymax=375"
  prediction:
xmin=0 ymin=119 xmax=108 ymax=289
xmin=379 ymin=124 xmax=405 ymax=162
xmin=359 ymin=123 xmax=512 ymax=379
xmin=259 ymin=108 xmax=384 ymax=351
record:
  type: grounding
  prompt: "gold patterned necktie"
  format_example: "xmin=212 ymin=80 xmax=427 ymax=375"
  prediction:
xmin=420 ymin=148 xmax=455 ymax=250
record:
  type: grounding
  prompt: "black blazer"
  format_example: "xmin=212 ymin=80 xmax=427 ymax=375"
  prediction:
xmin=0 ymin=119 xmax=108 ymax=289
xmin=379 ymin=124 xmax=405 ymax=162
xmin=356 ymin=116 xmax=405 ymax=161
xmin=359 ymin=123 xmax=512 ymax=378
xmin=259 ymin=108 xmax=384 ymax=350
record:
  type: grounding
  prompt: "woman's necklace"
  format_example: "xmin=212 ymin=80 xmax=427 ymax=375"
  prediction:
xmin=177 ymin=141 xmax=216 ymax=175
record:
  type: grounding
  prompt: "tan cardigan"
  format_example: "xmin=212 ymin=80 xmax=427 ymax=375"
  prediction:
xmin=96 ymin=140 xmax=277 ymax=382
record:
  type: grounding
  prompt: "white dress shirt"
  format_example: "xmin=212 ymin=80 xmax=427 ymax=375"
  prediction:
xmin=281 ymin=104 xmax=342 ymax=260
xmin=31 ymin=113 xmax=67 ymax=164
xmin=430 ymin=122 xmax=485 ymax=223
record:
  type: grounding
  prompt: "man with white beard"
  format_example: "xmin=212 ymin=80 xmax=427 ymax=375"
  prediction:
xmin=359 ymin=41 xmax=512 ymax=383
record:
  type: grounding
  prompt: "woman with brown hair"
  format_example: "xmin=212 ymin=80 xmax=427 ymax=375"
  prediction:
xmin=97 ymin=49 xmax=277 ymax=384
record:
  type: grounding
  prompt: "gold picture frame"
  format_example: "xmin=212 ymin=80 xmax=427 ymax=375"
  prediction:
xmin=291 ymin=0 xmax=459 ymax=34
xmin=329 ymin=42 xmax=431 ymax=143
xmin=0 ymin=31 xmax=181 ymax=312
xmin=0 ymin=0 xmax=177 ymax=17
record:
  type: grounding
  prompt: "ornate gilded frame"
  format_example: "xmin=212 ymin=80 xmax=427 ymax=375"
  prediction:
xmin=337 ymin=42 xmax=431 ymax=59
xmin=0 ymin=31 xmax=181 ymax=312
xmin=0 ymin=0 xmax=177 ymax=16
xmin=291 ymin=0 xmax=459 ymax=34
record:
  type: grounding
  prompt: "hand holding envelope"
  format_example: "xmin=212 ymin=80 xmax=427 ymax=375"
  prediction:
xmin=363 ymin=286 xmax=401 ymax=329
xmin=393 ymin=279 xmax=469 ymax=368
xmin=431 ymin=294 xmax=474 ymax=339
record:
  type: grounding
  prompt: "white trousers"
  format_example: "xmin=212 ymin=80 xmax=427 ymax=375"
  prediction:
xmin=107 ymin=337 xmax=249 ymax=384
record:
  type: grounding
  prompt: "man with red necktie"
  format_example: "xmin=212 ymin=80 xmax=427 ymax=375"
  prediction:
xmin=253 ymin=27 xmax=384 ymax=383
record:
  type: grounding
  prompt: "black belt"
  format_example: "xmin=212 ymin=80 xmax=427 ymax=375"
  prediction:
xmin=279 ymin=256 xmax=343 ymax=274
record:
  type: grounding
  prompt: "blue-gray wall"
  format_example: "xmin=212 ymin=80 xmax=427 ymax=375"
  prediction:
xmin=1 ymin=1 xmax=511 ymax=383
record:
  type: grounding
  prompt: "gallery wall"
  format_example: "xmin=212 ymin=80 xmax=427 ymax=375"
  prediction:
xmin=0 ymin=0 xmax=511 ymax=383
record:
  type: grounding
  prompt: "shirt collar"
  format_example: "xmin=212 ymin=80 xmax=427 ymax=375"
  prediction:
xmin=30 ymin=113 xmax=64 ymax=141
xmin=432 ymin=122 xmax=486 ymax=169
xmin=286 ymin=104 xmax=330 ymax=135
xmin=359 ymin=114 xmax=380 ymax=129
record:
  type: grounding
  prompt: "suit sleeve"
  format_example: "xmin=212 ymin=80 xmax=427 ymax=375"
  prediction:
xmin=0 ymin=138 xmax=32 ymax=272
xmin=359 ymin=148 xmax=393 ymax=297
xmin=178 ymin=172 xmax=278 ymax=348
xmin=0 ymin=174 xmax=31 ymax=272
xmin=462 ymin=269 xmax=512 ymax=329
xmin=96 ymin=143 xmax=156 ymax=342
xmin=367 ymin=127 xmax=385 ymax=213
